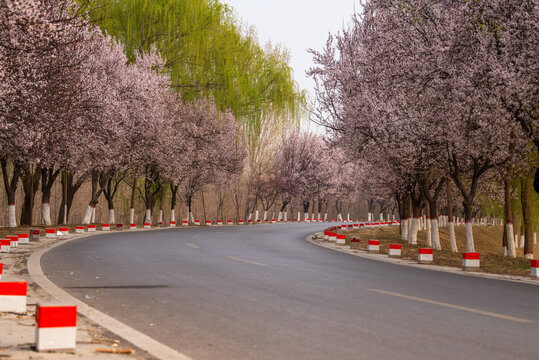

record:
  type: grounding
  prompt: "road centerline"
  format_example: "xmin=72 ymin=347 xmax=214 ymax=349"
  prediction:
xmin=369 ymin=288 xmax=533 ymax=323
xmin=226 ymin=256 xmax=268 ymax=267
xmin=186 ymin=243 xmax=200 ymax=249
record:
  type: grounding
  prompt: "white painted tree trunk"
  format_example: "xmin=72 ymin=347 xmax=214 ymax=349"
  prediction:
xmin=317 ymin=213 xmax=321 ymax=221
xmin=82 ymin=205 xmax=93 ymax=224
xmin=129 ymin=208 xmax=135 ymax=224
xmin=91 ymin=206 xmax=96 ymax=223
xmin=158 ymin=209 xmax=163 ymax=224
xmin=324 ymin=213 xmax=327 ymax=221
xmin=7 ymin=204 xmax=16 ymax=228
xmin=263 ymin=211 xmax=268 ymax=221
xmin=337 ymin=213 xmax=343 ymax=222
xmin=284 ymin=211 xmax=287 ymax=221
xmin=144 ymin=209 xmax=151 ymax=224
xmin=189 ymin=212 xmax=194 ymax=223
xmin=519 ymin=234 xmax=525 ymax=249
xmin=431 ymin=219 xmax=441 ymax=250
xmin=254 ymin=210 xmax=259 ymax=222
xmin=277 ymin=212 xmax=282 ymax=221
xmin=401 ymin=218 xmax=409 ymax=241
xmin=108 ymin=209 xmax=115 ymax=224
xmin=408 ymin=217 xmax=419 ymax=244
xmin=448 ymin=219 xmax=457 ymax=253
xmin=426 ymin=218 xmax=432 ymax=247
xmin=347 ymin=213 xmax=350 ymax=221
xmin=507 ymin=223 xmax=516 ymax=258
xmin=534 ymin=232 xmax=537 ymax=245
xmin=248 ymin=213 xmax=252 ymax=220
xmin=304 ymin=212 xmax=309 ymax=221
xmin=311 ymin=213 xmax=315 ymax=221
xmin=380 ymin=213 xmax=384 ymax=221
xmin=297 ymin=212 xmax=301 ymax=222
xmin=41 ymin=203 xmax=52 ymax=226
xmin=170 ymin=209 xmax=175 ymax=223
xmin=465 ymin=222 xmax=475 ymax=252
xmin=501 ymin=246 xmax=508 ymax=256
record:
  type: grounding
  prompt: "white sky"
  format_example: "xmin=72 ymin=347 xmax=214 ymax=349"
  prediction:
xmin=225 ymin=0 xmax=360 ymax=131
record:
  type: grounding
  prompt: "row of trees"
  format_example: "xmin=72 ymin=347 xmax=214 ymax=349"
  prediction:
xmin=309 ymin=0 xmax=538 ymax=258
xmin=1 ymin=0 xmax=245 ymax=227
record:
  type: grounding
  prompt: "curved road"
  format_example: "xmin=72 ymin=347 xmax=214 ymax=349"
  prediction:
xmin=41 ymin=224 xmax=539 ymax=360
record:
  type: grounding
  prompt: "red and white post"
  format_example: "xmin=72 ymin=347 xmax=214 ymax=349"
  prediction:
xmin=418 ymin=248 xmax=433 ymax=264
xmin=35 ymin=304 xmax=77 ymax=351
xmin=368 ymin=240 xmax=380 ymax=253
xmin=336 ymin=234 xmax=346 ymax=245
xmin=0 ymin=282 xmax=27 ymax=313
xmin=531 ymin=260 xmax=538 ymax=279
xmin=462 ymin=252 xmax=480 ymax=271
xmin=388 ymin=244 xmax=402 ymax=258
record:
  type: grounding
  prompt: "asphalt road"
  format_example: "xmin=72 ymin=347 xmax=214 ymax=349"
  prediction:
xmin=41 ymin=223 xmax=539 ymax=360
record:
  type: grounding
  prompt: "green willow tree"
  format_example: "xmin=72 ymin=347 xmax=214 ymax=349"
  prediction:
xmin=85 ymin=0 xmax=305 ymax=150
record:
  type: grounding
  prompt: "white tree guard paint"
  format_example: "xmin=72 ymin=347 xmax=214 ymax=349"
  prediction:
xmin=448 ymin=220 xmax=458 ymax=252
xmin=277 ymin=212 xmax=282 ymax=221
xmin=337 ymin=213 xmax=343 ymax=222
xmin=401 ymin=218 xmax=409 ymax=241
xmin=324 ymin=213 xmax=327 ymax=221
xmin=524 ymin=253 xmax=533 ymax=259
xmin=254 ymin=210 xmax=259 ymax=222
xmin=263 ymin=211 xmax=268 ymax=221
xmin=465 ymin=222 xmax=475 ymax=252
xmin=41 ymin=203 xmax=52 ymax=226
xmin=297 ymin=212 xmax=301 ymax=222
xmin=408 ymin=217 xmax=420 ymax=244
xmin=189 ymin=212 xmax=194 ymax=223
xmin=534 ymin=232 xmax=537 ymax=245
xmin=144 ymin=209 xmax=152 ymax=224
xmin=248 ymin=213 xmax=252 ymax=220
xmin=347 ymin=213 xmax=350 ymax=222
xmin=7 ymin=204 xmax=16 ymax=228
xmin=108 ymin=209 xmax=115 ymax=224
xmin=82 ymin=205 xmax=93 ymax=224
xmin=501 ymin=246 xmax=508 ymax=256
xmin=91 ymin=206 xmax=96 ymax=223
xmin=304 ymin=213 xmax=309 ymax=221
xmin=426 ymin=218 xmax=432 ymax=247
xmin=170 ymin=209 xmax=175 ymax=223
xmin=129 ymin=208 xmax=135 ymax=224
xmin=507 ymin=223 xmax=516 ymax=258
xmin=519 ymin=234 xmax=525 ymax=249
xmin=431 ymin=219 xmax=441 ymax=250
xmin=284 ymin=212 xmax=287 ymax=221
xmin=158 ymin=209 xmax=163 ymax=224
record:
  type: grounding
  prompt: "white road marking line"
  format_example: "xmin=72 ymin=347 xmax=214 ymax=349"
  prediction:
xmin=186 ymin=243 xmax=199 ymax=249
xmin=191 ymin=235 xmax=199 ymax=239
xmin=369 ymin=288 xmax=533 ymax=323
xmin=226 ymin=256 xmax=268 ymax=267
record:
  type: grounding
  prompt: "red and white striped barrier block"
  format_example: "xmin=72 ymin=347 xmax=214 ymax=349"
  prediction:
xmin=331 ymin=219 xmax=335 ymax=222
xmin=531 ymin=260 xmax=539 ymax=279
xmin=144 ymin=223 xmax=151 ymax=229
xmin=129 ymin=224 xmax=137 ymax=230
xmin=305 ymin=218 xmax=310 ymax=223
xmin=239 ymin=220 xmax=245 ymax=225
xmin=7 ymin=235 xmax=18 ymax=248
xmin=0 ymin=263 xmax=3 ymax=279
xmin=341 ymin=225 xmax=347 ymax=231
xmin=58 ymin=227 xmax=69 ymax=236
xmin=368 ymin=240 xmax=379 ymax=253
xmin=75 ymin=226 xmax=84 ymax=234
xmin=462 ymin=252 xmax=480 ymax=271
xmin=116 ymin=224 xmax=123 ymax=231
xmin=388 ymin=244 xmax=401 ymax=258
xmin=158 ymin=222 xmax=163 ymax=227
xmin=206 ymin=220 xmax=212 ymax=226
xmin=87 ymin=225 xmax=96 ymax=232
xmin=101 ymin=224 xmax=110 ymax=231
xmin=347 ymin=225 xmax=353 ymax=231
xmin=170 ymin=221 xmax=176 ymax=228
xmin=249 ymin=220 xmax=253 ymax=224
xmin=350 ymin=237 xmax=360 ymax=249
xmin=328 ymin=232 xmax=337 ymax=242
xmin=31 ymin=229 xmax=41 ymax=241
xmin=418 ymin=248 xmax=433 ymax=264
xmin=45 ymin=229 xmax=56 ymax=239
xmin=353 ymin=224 xmax=359 ymax=230
xmin=18 ymin=233 xmax=29 ymax=244
xmin=35 ymin=304 xmax=77 ymax=351
xmin=194 ymin=220 xmax=200 ymax=226
xmin=1 ymin=240 xmax=11 ymax=253
xmin=0 ymin=282 xmax=27 ymax=313
xmin=182 ymin=220 xmax=189 ymax=226
xmin=323 ymin=230 xmax=329 ymax=240
xmin=336 ymin=234 xmax=346 ymax=245
xmin=272 ymin=219 xmax=276 ymax=224
xmin=217 ymin=220 xmax=223 ymax=225
xmin=227 ymin=220 xmax=233 ymax=225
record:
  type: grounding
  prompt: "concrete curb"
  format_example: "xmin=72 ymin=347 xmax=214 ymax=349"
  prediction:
xmin=27 ymin=229 xmax=193 ymax=360
xmin=307 ymin=232 xmax=539 ymax=286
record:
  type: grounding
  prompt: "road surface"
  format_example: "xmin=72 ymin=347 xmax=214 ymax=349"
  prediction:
xmin=41 ymin=223 xmax=539 ymax=360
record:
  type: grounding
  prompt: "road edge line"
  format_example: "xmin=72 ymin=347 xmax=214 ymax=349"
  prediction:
xmin=27 ymin=232 xmax=193 ymax=360
xmin=307 ymin=233 xmax=539 ymax=286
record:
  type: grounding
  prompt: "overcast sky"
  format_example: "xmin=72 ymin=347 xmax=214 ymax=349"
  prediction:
xmin=225 ymin=0 xmax=360 ymax=130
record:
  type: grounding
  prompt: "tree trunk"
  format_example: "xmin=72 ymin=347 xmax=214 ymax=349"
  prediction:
xmin=446 ymin=182 xmax=457 ymax=253
xmin=504 ymin=178 xmax=516 ymax=257
xmin=521 ymin=175 xmax=534 ymax=259
xmin=1 ymin=159 xmax=22 ymax=227
xmin=57 ymin=172 xmax=86 ymax=225
xmin=20 ymin=165 xmax=40 ymax=226
xmin=129 ymin=176 xmax=137 ymax=224
xmin=425 ymin=202 xmax=432 ymax=247
xmin=41 ymin=167 xmax=60 ymax=226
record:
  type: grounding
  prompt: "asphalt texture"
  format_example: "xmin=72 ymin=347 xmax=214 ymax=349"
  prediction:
xmin=41 ymin=223 xmax=539 ymax=360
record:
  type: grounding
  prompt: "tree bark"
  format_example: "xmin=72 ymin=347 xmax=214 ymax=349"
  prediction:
xmin=446 ymin=181 xmax=457 ymax=253
xmin=521 ymin=174 xmax=534 ymax=259
xmin=20 ymin=165 xmax=40 ymax=226
xmin=1 ymin=159 xmax=22 ymax=227
xmin=504 ymin=178 xmax=516 ymax=257
xmin=40 ymin=166 xmax=61 ymax=225
xmin=57 ymin=172 xmax=86 ymax=224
